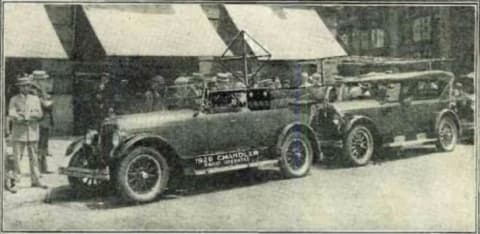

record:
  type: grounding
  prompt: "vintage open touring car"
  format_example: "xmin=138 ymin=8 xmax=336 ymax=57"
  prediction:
xmin=60 ymin=83 xmax=322 ymax=203
xmin=314 ymin=70 xmax=461 ymax=166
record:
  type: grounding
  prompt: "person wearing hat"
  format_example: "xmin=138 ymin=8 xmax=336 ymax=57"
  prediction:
xmin=300 ymin=72 xmax=314 ymax=88
xmin=216 ymin=72 xmax=232 ymax=91
xmin=8 ymin=76 xmax=47 ymax=189
xmin=92 ymin=72 xmax=115 ymax=128
xmin=30 ymin=71 xmax=54 ymax=174
xmin=144 ymin=75 xmax=166 ymax=112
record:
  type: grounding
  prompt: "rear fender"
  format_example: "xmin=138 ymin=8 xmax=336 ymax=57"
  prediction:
xmin=435 ymin=109 xmax=462 ymax=136
xmin=276 ymin=122 xmax=322 ymax=162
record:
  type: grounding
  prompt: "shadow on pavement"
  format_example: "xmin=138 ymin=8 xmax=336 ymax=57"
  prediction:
xmin=316 ymin=146 xmax=439 ymax=169
xmin=44 ymin=168 xmax=284 ymax=209
xmin=373 ymin=146 xmax=438 ymax=164
xmin=45 ymin=185 xmax=131 ymax=209
xmin=173 ymin=168 xmax=282 ymax=197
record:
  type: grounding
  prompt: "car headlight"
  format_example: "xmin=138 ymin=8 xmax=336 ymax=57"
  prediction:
xmin=332 ymin=113 xmax=342 ymax=126
xmin=112 ymin=130 xmax=126 ymax=147
xmin=85 ymin=130 xmax=98 ymax=145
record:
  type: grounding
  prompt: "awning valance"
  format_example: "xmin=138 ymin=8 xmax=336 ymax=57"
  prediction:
xmin=83 ymin=5 xmax=228 ymax=57
xmin=4 ymin=4 xmax=68 ymax=59
xmin=224 ymin=5 xmax=347 ymax=60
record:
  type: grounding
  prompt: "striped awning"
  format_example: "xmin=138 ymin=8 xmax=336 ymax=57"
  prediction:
xmin=4 ymin=4 xmax=68 ymax=59
xmin=224 ymin=5 xmax=347 ymax=60
xmin=83 ymin=5 xmax=228 ymax=57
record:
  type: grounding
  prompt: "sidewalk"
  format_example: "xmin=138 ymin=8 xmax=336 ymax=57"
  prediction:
xmin=3 ymin=138 xmax=75 ymax=207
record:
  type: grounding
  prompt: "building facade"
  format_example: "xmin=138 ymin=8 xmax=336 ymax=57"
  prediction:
xmin=335 ymin=6 xmax=475 ymax=75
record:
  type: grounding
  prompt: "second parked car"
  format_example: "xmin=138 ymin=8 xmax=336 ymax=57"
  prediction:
xmin=313 ymin=70 xmax=461 ymax=166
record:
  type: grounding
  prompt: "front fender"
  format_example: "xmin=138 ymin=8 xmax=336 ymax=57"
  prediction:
xmin=65 ymin=137 xmax=85 ymax=157
xmin=343 ymin=115 xmax=377 ymax=134
xmin=276 ymin=122 xmax=322 ymax=162
xmin=112 ymin=133 xmax=178 ymax=160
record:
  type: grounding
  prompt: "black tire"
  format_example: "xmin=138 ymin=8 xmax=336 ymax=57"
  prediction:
xmin=116 ymin=147 xmax=169 ymax=203
xmin=436 ymin=117 xmax=458 ymax=152
xmin=67 ymin=147 xmax=108 ymax=196
xmin=279 ymin=131 xmax=314 ymax=178
xmin=343 ymin=125 xmax=374 ymax=166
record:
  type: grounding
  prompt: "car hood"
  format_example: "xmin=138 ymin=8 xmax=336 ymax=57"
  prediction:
xmin=107 ymin=110 xmax=196 ymax=131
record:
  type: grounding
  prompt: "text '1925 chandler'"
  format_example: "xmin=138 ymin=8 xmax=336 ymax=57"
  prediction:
xmin=60 ymin=85 xmax=321 ymax=203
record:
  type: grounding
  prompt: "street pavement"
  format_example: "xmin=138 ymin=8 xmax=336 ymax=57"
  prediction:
xmin=2 ymin=138 xmax=476 ymax=232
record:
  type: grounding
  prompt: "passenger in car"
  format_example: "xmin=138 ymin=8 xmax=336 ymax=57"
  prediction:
xmin=300 ymin=72 xmax=314 ymax=88
xmin=144 ymin=75 xmax=166 ymax=112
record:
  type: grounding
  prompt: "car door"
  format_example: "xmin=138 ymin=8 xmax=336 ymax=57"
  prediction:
xmin=206 ymin=112 xmax=249 ymax=153
xmin=205 ymin=91 xmax=249 ymax=153
xmin=178 ymin=113 xmax=209 ymax=157
xmin=371 ymin=82 xmax=411 ymax=142
xmin=402 ymin=79 xmax=449 ymax=138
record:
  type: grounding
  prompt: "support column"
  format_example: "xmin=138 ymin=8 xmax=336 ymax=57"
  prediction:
xmin=386 ymin=8 xmax=401 ymax=57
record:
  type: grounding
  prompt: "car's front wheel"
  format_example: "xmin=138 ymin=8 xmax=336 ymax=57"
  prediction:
xmin=67 ymin=146 xmax=108 ymax=196
xmin=436 ymin=117 xmax=458 ymax=152
xmin=343 ymin=125 xmax=374 ymax=166
xmin=116 ymin=147 xmax=169 ymax=203
xmin=279 ymin=131 xmax=313 ymax=178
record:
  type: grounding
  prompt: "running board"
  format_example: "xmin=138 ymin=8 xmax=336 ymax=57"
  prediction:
xmin=383 ymin=138 xmax=437 ymax=148
xmin=59 ymin=167 xmax=110 ymax=180
xmin=193 ymin=159 xmax=279 ymax=175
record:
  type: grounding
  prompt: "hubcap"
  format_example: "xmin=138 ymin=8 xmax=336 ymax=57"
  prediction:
xmin=440 ymin=122 xmax=454 ymax=147
xmin=126 ymin=154 xmax=161 ymax=194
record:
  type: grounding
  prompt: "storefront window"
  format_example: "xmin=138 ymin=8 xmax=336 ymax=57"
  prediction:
xmin=340 ymin=33 xmax=349 ymax=47
xmin=351 ymin=31 xmax=361 ymax=51
xmin=413 ymin=16 xmax=431 ymax=42
xmin=360 ymin=31 xmax=370 ymax=50
xmin=371 ymin=29 xmax=385 ymax=48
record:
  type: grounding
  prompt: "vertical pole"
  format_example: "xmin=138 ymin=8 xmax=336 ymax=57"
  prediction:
xmin=242 ymin=31 xmax=248 ymax=87
xmin=320 ymin=59 xmax=325 ymax=85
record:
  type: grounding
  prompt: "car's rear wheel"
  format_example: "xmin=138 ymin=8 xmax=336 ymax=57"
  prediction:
xmin=436 ymin=117 xmax=458 ymax=152
xmin=343 ymin=125 xmax=374 ymax=166
xmin=67 ymin=146 xmax=108 ymax=196
xmin=116 ymin=147 xmax=169 ymax=203
xmin=279 ymin=132 xmax=313 ymax=178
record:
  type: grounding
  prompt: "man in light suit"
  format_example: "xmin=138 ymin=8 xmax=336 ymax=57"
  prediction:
xmin=8 ymin=76 xmax=48 ymax=189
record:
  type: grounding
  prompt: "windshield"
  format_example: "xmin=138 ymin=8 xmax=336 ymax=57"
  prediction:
xmin=336 ymin=82 xmax=401 ymax=102
xmin=164 ymin=84 xmax=203 ymax=110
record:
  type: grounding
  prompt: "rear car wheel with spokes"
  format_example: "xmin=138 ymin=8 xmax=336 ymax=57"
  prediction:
xmin=116 ymin=147 xmax=169 ymax=203
xmin=436 ymin=117 xmax=458 ymax=152
xmin=343 ymin=125 xmax=374 ymax=166
xmin=279 ymin=131 xmax=313 ymax=178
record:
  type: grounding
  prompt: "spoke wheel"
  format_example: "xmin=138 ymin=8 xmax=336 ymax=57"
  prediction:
xmin=344 ymin=125 xmax=374 ymax=166
xmin=117 ymin=147 xmax=169 ymax=203
xmin=436 ymin=117 xmax=458 ymax=152
xmin=126 ymin=154 xmax=161 ymax=194
xmin=67 ymin=147 xmax=108 ymax=195
xmin=280 ymin=131 xmax=313 ymax=178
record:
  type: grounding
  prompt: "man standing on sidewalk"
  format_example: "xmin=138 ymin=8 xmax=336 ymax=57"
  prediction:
xmin=31 ymin=71 xmax=54 ymax=174
xmin=8 ymin=76 xmax=48 ymax=189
